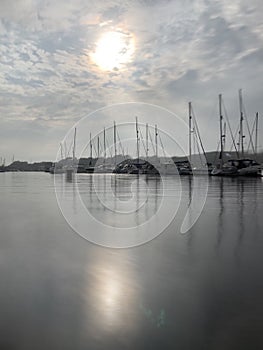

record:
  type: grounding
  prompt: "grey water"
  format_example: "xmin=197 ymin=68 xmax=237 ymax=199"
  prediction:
xmin=0 ymin=172 xmax=263 ymax=350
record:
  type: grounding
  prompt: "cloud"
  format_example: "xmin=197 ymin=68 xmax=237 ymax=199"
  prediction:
xmin=0 ymin=0 xmax=263 ymax=160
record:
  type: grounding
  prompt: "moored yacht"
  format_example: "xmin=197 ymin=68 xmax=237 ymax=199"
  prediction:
xmin=211 ymin=91 xmax=262 ymax=177
xmin=233 ymin=159 xmax=261 ymax=176
xmin=211 ymin=158 xmax=262 ymax=177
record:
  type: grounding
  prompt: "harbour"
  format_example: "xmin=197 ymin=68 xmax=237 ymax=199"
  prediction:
xmin=1 ymin=0 xmax=263 ymax=348
xmin=1 ymin=91 xmax=262 ymax=178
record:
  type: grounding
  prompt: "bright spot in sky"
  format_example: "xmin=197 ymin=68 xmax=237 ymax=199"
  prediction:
xmin=91 ymin=31 xmax=135 ymax=71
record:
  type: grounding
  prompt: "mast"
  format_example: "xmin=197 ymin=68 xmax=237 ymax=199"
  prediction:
xmin=239 ymin=89 xmax=244 ymax=158
xmin=60 ymin=143 xmax=63 ymax=160
xmin=136 ymin=116 xmax=139 ymax=161
xmin=103 ymin=127 xmax=106 ymax=167
xmin=146 ymin=123 xmax=149 ymax=160
xmin=219 ymin=94 xmax=224 ymax=168
xmin=114 ymin=121 xmax=117 ymax=165
xmin=90 ymin=132 xmax=93 ymax=159
xmin=73 ymin=127 xmax=77 ymax=159
xmin=255 ymin=112 xmax=259 ymax=156
xmin=97 ymin=136 xmax=100 ymax=158
xmin=188 ymin=102 xmax=192 ymax=163
xmin=155 ymin=124 xmax=158 ymax=159
xmin=223 ymin=122 xmax=227 ymax=150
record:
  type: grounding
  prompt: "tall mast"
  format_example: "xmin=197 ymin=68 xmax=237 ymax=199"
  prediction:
xmin=188 ymin=102 xmax=192 ymax=163
xmin=114 ymin=121 xmax=117 ymax=165
xmin=60 ymin=143 xmax=63 ymax=160
xmin=73 ymin=127 xmax=77 ymax=159
xmin=239 ymin=89 xmax=244 ymax=158
xmin=223 ymin=122 xmax=227 ymax=149
xmin=103 ymin=127 xmax=106 ymax=166
xmin=90 ymin=132 xmax=93 ymax=159
xmin=255 ymin=112 xmax=259 ymax=157
xmin=155 ymin=124 xmax=158 ymax=159
xmin=136 ymin=117 xmax=139 ymax=161
xmin=97 ymin=136 xmax=100 ymax=158
xmin=146 ymin=123 xmax=149 ymax=160
xmin=219 ymin=94 xmax=224 ymax=168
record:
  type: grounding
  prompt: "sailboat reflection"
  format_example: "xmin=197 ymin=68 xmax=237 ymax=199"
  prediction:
xmin=236 ymin=179 xmax=245 ymax=248
xmin=80 ymin=174 xmax=162 ymax=229
xmin=216 ymin=177 xmax=224 ymax=248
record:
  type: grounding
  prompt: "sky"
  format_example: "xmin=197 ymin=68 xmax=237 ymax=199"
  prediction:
xmin=0 ymin=0 xmax=263 ymax=162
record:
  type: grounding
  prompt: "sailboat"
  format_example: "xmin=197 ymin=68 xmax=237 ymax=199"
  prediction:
xmin=94 ymin=123 xmax=122 ymax=173
xmin=49 ymin=143 xmax=65 ymax=174
xmin=125 ymin=117 xmax=147 ymax=174
xmin=187 ymin=102 xmax=212 ymax=175
xmin=211 ymin=91 xmax=262 ymax=176
xmin=154 ymin=124 xmax=179 ymax=175
xmin=113 ymin=118 xmax=169 ymax=175
xmin=50 ymin=129 xmax=78 ymax=176
xmin=63 ymin=127 xmax=78 ymax=179
xmin=211 ymin=94 xmax=237 ymax=176
xmin=234 ymin=90 xmax=261 ymax=176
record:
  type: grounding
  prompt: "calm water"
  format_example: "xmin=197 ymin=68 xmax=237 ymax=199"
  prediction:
xmin=0 ymin=172 xmax=263 ymax=350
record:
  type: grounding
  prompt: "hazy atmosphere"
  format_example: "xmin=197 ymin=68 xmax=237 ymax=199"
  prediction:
xmin=1 ymin=2 xmax=263 ymax=349
xmin=1 ymin=0 xmax=263 ymax=161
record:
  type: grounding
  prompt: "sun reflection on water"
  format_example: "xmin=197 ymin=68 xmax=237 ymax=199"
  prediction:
xmin=84 ymin=255 xmax=140 ymax=332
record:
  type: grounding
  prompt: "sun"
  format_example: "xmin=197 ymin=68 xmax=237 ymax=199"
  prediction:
xmin=91 ymin=31 xmax=135 ymax=71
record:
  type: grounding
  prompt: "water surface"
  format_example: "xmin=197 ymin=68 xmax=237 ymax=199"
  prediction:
xmin=0 ymin=172 xmax=263 ymax=350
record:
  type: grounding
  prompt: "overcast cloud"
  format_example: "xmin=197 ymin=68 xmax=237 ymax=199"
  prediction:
xmin=0 ymin=0 xmax=263 ymax=161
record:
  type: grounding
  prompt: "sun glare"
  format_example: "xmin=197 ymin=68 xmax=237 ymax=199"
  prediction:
xmin=91 ymin=31 xmax=135 ymax=71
